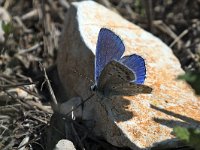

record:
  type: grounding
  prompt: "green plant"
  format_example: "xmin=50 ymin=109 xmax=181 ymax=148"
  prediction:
xmin=174 ymin=71 xmax=200 ymax=149
xmin=178 ymin=72 xmax=200 ymax=95
xmin=2 ymin=21 xmax=12 ymax=36
xmin=173 ymin=127 xmax=200 ymax=150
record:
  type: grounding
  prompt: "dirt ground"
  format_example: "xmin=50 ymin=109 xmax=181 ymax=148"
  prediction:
xmin=0 ymin=0 xmax=199 ymax=150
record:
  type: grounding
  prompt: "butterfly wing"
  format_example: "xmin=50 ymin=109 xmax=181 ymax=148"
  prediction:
xmin=104 ymin=82 xmax=152 ymax=97
xmin=120 ymin=54 xmax=146 ymax=84
xmin=95 ymin=28 xmax=125 ymax=82
xmin=97 ymin=60 xmax=135 ymax=93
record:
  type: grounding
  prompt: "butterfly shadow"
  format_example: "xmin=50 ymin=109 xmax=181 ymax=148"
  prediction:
xmin=151 ymin=104 xmax=200 ymax=129
xmin=99 ymin=92 xmax=152 ymax=122
xmin=137 ymin=104 xmax=200 ymax=149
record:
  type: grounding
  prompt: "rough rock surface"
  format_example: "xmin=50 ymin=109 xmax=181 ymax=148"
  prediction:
xmin=54 ymin=139 xmax=76 ymax=150
xmin=57 ymin=1 xmax=200 ymax=149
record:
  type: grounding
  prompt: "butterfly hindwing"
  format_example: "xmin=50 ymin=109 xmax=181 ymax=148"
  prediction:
xmin=95 ymin=28 xmax=125 ymax=82
xmin=97 ymin=60 xmax=135 ymax=93
xmin=104 ymin=82 xmax=153 ymax=97
xmin=120 ymin=54 xmax=146 ymax=84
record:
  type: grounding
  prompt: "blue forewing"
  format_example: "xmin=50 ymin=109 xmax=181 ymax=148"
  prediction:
xmin=95 ymin=28 xmax=125 ymax=83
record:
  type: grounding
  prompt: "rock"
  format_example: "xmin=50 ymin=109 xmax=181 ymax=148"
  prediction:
xmin=46 ymin=113 xmax=74 ymax=150
xmin=57 ymin=1 xmax=200 ymax=149
xmin=54 ymin=139 xmax=76 ymax=150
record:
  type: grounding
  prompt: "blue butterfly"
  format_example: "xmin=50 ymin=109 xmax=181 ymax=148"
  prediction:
xmin=91 ymin=28 xmax=152 ymax=97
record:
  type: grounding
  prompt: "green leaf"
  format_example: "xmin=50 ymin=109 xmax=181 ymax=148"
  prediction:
xmin=174 ymin=127 xmax=200 ymax=150
xmin=173 ymin=127 xmax=190 ymax=142
xmin=177 ymin=72 xmax=200 ymax=95
xmin=188 ymin=128 xmax=200 ymax=150
xmin=2 ymin=21 xmax=12 ymax=35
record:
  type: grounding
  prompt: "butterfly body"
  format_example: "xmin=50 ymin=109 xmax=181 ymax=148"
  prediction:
xmin=93 ymin=28 xmax=152 ymax=97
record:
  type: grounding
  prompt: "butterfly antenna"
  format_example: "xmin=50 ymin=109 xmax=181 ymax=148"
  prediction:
xmin=65 ymin=93 xmax=95 ymax=116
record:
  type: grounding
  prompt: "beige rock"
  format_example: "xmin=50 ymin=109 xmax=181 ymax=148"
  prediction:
xmin=54 ymin=139 xmax=76 ymax=150
xmin=57 ymin=1 xmax=200 ymax=149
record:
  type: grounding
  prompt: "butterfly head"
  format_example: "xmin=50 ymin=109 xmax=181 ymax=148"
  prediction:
xmin=90 ymin=83 xmax=97 ymax=92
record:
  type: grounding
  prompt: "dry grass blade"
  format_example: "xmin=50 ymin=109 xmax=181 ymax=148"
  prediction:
xmin=18 ymin=135 xmax=30 ymax=150
xmin=0 ymin=82 xmax=36 ymax=90
xmin=153 ymin=20 xmax=181 ymax=41
xmin=17 ymin=42 xmax=43 ymax=55
xmin=40 ymin=62 xmax=58 ymax=106
xmin=142 ymin=0 xmax=153 ymax=30
xmin=170 ymin=29 xmax=189 ymax=48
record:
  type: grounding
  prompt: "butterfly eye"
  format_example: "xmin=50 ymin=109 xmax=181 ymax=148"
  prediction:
xmin=90 ymin=84 xmax=97 ymax=91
